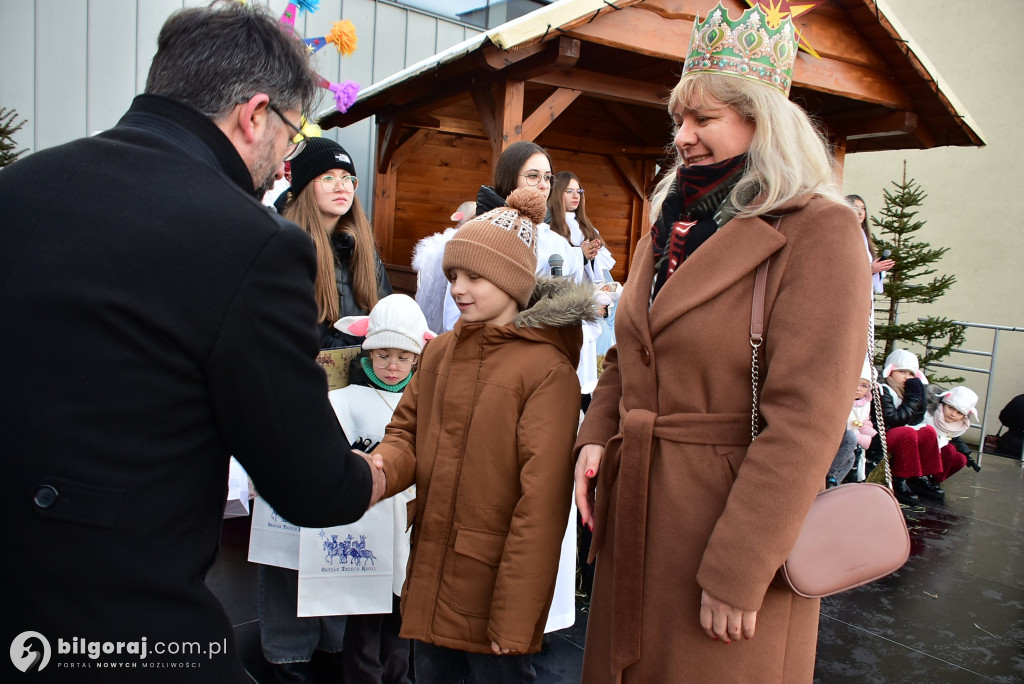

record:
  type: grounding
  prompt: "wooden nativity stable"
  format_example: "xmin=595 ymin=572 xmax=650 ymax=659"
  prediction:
xmin=319 ymin=0 xmax=983 ymax=288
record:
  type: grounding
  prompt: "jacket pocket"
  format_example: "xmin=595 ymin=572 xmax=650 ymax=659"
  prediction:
xmin=31 ymin=476 xmax=125 ymax=529
xmin=450 ymin=526 xmax=507 ymax=618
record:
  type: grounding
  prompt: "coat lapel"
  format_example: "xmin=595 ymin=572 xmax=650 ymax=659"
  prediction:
xmin=619 ymin=234 xmax=657 ymax=355
xmin=648 ymin=215 xmax=787 ymax=338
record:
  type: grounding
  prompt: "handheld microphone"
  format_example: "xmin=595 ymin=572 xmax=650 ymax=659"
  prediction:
xmin=548 ymin=254 xmax=563 ymax=277
xmin=881 ymin=249 xmax=892 ymax=258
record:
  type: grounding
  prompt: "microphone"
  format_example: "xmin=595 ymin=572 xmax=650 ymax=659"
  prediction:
xmin=548 ymin=254 xmax=563 ymax=277
xmin=881 ymin=249 xmax=892 ymax=258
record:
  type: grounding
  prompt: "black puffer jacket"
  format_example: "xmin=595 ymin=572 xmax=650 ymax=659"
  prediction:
xmin=867 ymin=377 xmax=927 ymax=461
xmin=880 ymin=377 xmax=927 ymax=428
xmin=319 ymin=231 xmax=393 ymax=348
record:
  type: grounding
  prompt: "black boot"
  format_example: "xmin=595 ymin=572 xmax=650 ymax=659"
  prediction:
xmin=271 ymin=661 xmax=315 ymax=684
xmin=893 ymin=478 xmax=919 ymax=505
xmin=909 ymin=476 xmax=945 ymax=501
xmin=966 ymin=454 xmax=981 ymax=472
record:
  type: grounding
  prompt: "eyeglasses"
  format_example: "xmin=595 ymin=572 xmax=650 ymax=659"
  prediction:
xmin=564 ymin=188 xmax=585 ymax=196
xmin=318 ymin=174 xmax=359 ymax=192
xmin=370 ymin=352 xmax=415 ymax=370
xmin=268 ymin=103 xmax=306 ymax=162
xmin=520 ymin=172 xmax=554 ymax=186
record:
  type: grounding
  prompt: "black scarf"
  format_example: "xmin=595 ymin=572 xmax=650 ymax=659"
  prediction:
xmin=651 ymin=154 xmax=747 ymax=298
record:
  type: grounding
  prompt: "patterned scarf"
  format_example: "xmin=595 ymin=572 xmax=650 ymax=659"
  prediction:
xmin=651 ymin=154 xmax=747 ymax=298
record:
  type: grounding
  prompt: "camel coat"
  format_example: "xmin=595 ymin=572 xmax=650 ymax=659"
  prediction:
xmin=577 ymin=195 xmax=870 ymax=683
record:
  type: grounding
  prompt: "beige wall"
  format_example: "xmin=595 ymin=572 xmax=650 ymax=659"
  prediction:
xmin=841 ymin=0 xmax=1024 ymax=443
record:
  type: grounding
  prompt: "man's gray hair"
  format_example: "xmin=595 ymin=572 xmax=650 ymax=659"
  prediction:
xmin=145 ymin=1 xmax=319 ymax=119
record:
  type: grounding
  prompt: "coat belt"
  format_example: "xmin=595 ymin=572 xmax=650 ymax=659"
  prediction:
xmin=606 ymin=408 xmax=750 ymax=677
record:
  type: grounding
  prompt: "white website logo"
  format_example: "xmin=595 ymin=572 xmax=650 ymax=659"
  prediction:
xmin=10 ymin=631 xmax=51 ymax=672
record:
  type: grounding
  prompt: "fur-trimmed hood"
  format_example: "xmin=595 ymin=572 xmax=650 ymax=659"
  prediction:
xmin=515 ymin=276 xmax=599 ymax=329
xmin=452 ymin=276 xmax=597 ymax=370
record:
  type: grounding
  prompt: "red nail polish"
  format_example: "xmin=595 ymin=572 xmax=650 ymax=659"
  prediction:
xmin=586 ymin=469 xmax=594 ymax=478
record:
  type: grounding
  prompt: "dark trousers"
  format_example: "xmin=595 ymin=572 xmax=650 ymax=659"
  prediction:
xmin=413 ymin=641 xmax=535 ymax=684
xmin=342 ymin=594 xmax=412 ymax=684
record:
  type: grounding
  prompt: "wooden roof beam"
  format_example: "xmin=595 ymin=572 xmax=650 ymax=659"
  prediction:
xmin=831 ymin=110 xmax=918 ymax=140
xmin=530 ymin=69 xmax=667 ymax=108
xmin=521 ymin=87 xmax=582 ymax=142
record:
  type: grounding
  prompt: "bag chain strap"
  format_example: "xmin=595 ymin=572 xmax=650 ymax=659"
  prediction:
xmin=868 ymin=292 xmax=892 ymax=488
xmin=749 ymin=217 xmax=892 ymax=490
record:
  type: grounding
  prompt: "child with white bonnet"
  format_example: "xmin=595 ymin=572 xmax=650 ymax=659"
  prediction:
xmin=328 ymin=293 xmax=435 ymax=684
xmin=872 ymin=349 xmax=945 ymax=504
xmin=926 ymin=385 xmax=981 ymax=481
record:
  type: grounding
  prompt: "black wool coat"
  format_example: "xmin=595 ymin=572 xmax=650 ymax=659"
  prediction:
xmin=0 ymin=94 xmax=372 ymax=682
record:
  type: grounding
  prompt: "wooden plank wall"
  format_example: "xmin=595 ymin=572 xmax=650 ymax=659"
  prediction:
xmin=387 ymin=133 xmax=638 ymax=284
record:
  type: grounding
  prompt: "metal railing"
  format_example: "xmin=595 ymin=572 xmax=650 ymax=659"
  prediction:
xmin=922 ymin=320 xmax=1024 ymax=464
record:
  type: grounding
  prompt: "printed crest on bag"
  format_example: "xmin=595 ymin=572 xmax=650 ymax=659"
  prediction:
xmin=319 ymin=531 xmax=379 ymax=572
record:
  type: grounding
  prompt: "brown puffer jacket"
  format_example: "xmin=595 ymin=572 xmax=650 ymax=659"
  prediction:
xmin=377 ymin=276 xmax=595 ymax=654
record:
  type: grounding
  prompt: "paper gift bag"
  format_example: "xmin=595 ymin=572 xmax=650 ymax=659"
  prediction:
xmin=297 ymin=499 xmax=394 ymax=616
xmin=315 ymin=346 xmax=362 ymax=391
xmin=247 ymin=497 xmax=301 ymax=569
xmin=223 ymin=457 xmax=251 ymax=519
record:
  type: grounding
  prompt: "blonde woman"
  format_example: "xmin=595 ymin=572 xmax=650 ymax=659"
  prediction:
xmin=573 ymin=4 xmax=870 ymax=681
xmin=283 ymin=137 xmax=392 ymax=348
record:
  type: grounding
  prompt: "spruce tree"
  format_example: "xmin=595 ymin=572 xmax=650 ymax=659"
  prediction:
xmin=872 ymin=161 xmax=964 ymax=385
xmin=1 ymin=106 xmax=27 ymax=168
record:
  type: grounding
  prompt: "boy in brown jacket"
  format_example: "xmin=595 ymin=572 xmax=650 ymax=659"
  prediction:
xmin=371 ymin=188 xmax=594 ymax=683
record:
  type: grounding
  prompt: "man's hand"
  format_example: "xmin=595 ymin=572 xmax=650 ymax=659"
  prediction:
xmin=355 ymin=450 xmax=386 ymax=506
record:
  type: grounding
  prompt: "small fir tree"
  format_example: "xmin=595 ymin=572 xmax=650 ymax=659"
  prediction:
xmin=1 ymin=106 xmax=28 ymax=168
xmin=872 ymin=161 xmax=964 ymax=384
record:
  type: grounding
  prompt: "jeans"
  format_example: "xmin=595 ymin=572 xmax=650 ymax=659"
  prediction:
xmin=828 ymin=429 xmax=857 ymax=483
xmin=414 ymin=641 xmax=535 ymax=684
xmin=259 ymin=564 xmax=346 ymax=664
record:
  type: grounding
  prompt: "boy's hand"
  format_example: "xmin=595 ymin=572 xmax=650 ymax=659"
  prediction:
xmin=356 ymin=451 xmax=386 ymax=506
xmin=491 ymin=641 xmax=517 ymax=655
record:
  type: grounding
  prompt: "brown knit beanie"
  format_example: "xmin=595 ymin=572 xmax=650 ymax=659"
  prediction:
xmin=442 ymin=187 xmax=545 ymax=309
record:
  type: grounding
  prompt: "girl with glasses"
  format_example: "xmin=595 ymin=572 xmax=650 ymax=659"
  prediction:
xmin=282 ymin=136 xmax=393 ymax=349
xmin=326 ymin=294 xmax=435 ymax=684
xmin=259 ymin=137 xmax=393 ymax=682
xmin=548 ymin=171 xmax=617 ymax=287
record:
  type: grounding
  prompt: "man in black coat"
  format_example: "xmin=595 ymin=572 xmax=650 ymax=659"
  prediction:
xmin=0 ymin=4 xmax=383 ymax=682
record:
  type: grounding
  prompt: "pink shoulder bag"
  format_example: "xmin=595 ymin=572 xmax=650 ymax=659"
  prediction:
xmin=748 ymin=224 xmax=910 ymax=599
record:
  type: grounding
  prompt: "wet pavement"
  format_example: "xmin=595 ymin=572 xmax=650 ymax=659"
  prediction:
xmin=208 ymin=452 xmax=1023 ymax=683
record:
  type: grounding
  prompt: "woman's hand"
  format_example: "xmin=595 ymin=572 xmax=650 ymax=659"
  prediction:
xmin=872 ymin=257 xmax=895 ymax=274
xmin=700 ymin=590 xmax=757 ymax=644
xmin=581 ymin=239 xmax=600 ymax=260
xmin=575 ymin=443 xmax=605 ymax=529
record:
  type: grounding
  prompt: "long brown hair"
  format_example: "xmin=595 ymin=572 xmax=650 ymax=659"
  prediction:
xmin=845 ymin=194 xmax=876 ymax=259
xmin=284 ymin=189 xmax=380 ymax=323
xmin=548 ymin=171 xmax=599 ymax=243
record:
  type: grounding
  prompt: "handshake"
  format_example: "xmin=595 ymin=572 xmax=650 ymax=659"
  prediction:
xmin=355 ymin=449 xmax=388 ymax=507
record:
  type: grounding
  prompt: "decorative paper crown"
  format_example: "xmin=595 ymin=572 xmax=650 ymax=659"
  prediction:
xmin=683 ymin=2 xmax=798 ymax=95
xmin=278 ymin=1 xmax=360 ymax=113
